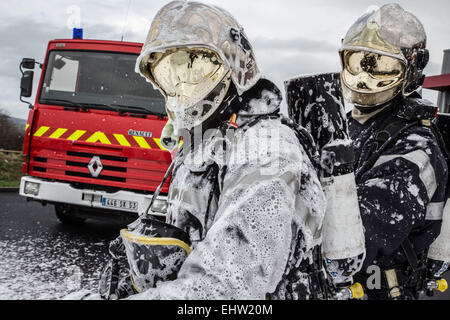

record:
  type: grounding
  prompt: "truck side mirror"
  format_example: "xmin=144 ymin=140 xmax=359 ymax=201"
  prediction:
xmin=20 ymin=71 xmax=34 ymax=98
xmin=21 ymin=58 xmax=36 ymax=70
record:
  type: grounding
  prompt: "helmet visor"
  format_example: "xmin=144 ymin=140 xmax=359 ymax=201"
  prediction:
xmin=151 ymin=47 xmax=228 ymax=108
xmin=342 ymin=50 xmax=405 ymax=93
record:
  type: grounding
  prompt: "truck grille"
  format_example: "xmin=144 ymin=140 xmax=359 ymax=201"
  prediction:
xmin=65 ymin=170 xmax=126 ymax=182
xmin=66 ymin=161 xmax=127 ymax=173
xmin=29 ymin=147 xmax=171 ymax=193
xmin=65 ymin=151 xmax=128 ymax=182
xmin=31 ymin=156 xmax=47 ymax=173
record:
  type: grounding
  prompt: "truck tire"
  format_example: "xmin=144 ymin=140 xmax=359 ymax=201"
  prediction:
xmin=55 ymin=204 xmax=86 ymax=225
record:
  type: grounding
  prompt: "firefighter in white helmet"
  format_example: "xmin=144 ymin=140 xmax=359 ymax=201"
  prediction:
xmin=97 ymin=0 xmax=338 ymax=300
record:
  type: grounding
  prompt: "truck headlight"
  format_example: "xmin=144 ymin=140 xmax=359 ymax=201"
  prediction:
xmin=24 ymin=181 xmax=40 ymax=196
xmin=151 ymin=199 xmax=168 ymax=214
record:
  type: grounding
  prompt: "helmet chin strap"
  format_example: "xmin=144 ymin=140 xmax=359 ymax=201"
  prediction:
xmin=354 ymin=104 xmax=386 ymax=115
xmin=354 ymin=91 xmax=404 ymax=114
xmin=352 ymin=94 xmax=404 ymax=124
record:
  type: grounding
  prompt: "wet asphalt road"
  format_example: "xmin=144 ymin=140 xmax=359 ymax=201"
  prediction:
xmin=0 ymin=191 xmax=126 ymax=300
xmin=0 ymin=191 xmax=449 ymax=300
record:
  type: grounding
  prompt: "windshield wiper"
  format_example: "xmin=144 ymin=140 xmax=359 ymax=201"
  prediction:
xmin=111 ymin=104 xmax=167 ymax=119
xmin=41 ymin=99 xmax=166 ymax=118
xmin=43 ymin=99 xmax=125 ymax=114
xmin=81 ymin=103 xmax=123 ymax=114
xmin=40 ymin=98 xmax=88 ymax=111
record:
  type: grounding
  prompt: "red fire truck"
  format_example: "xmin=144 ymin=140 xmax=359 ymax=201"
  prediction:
xmin=18 ymin=31 xmax=171 ymax=224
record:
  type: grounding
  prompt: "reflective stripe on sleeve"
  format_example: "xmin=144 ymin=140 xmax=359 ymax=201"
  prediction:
xmin=373 ymin=149 xmax=437 ymax=200
xmin=426 ymin=202 xmax=445 ymax=221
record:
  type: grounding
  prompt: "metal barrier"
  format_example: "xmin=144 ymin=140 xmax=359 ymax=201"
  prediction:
xmin=0 ymin=149 xmax=22 ymax=154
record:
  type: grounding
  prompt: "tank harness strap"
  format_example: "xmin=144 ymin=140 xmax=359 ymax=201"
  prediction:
xmin=242 ymin=110 xmax=281 ymax=129
xmin=280 ymin=117 xmax=321 ymax=173
xmin=400 ymin=238 xmax=428 ymax=297
xmin=378 ymin=239 xmax=427 ymax=300
xmin=355 ymin=117 xmax=419 ymax=183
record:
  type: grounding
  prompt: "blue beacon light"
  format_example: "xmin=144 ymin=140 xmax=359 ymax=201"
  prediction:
xmin=73 ymin=28 xmax=83 ymax=40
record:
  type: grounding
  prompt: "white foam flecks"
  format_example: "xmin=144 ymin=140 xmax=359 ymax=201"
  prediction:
xmin=389 ymin=180 xmax=400 ymax=193
xmin=408 ymin=183 xmax=420 ymax=197
xmin=242 ymin=90 xmax=281 ymax=117
xmin=126 ymin=115 xmax=326 ymax=300
xmin=365 ymin=178 xmax=388 ymax=190
xmin=316 ymin=96 xmax=325 ymax=103
xmin=407 ymin=134 xmax=428 ymax=142
xmin=375 ymin=202 xmax=381 ymax=211
xmin=325 ymin=138 xmax=352 ymax=148
xmin=390 ymin=213 xmax=405 ymax=225
xmin=303 ymin=103 xmax=314 ymax=119
xmin=0 ymin=234 xmax=106 ymax=300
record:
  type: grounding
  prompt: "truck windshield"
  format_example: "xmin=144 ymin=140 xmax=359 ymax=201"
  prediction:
xmin=39 ymin=50 xmax=166 ymax=116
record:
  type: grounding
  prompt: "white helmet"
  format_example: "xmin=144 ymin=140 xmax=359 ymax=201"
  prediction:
xmin=136 ymin=1 xmax=261 ymax=133
xmin=339 ymin=4 xmax=429 ymax=107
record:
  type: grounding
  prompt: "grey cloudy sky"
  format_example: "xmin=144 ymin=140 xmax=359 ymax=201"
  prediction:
xmin=1 ymin=0 xmax=449 ymax=119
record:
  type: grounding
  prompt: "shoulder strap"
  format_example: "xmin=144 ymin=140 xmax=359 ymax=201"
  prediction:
xmin=355 ymin=97 xmax=441 ymax=183
xmin=240 ymin=110 xmax=281 ymax=129
xmin=401 ymin=238 xmax=422 ymax=271
xmin=400 ymin=237 xmax=428 ymax=297
xmin=355 ymin=116 xmax=419 ymax=183
xmin=280 ymin=116 xmax=322 ymax=173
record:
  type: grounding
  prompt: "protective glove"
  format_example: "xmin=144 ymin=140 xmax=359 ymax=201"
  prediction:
xmin=98 ymin=259 xmax=120 ymax=300
xmin=97 ymin=237 xmax=128 ymax=300
xmin=324 ymin=254 xmax=365 ymax=287
xmin=427 ymin=259 xmax=450 ymax=279
xmin=324 ymin=256 xmax=366 ymax=300
xmin=109 ymin=236 xmax=126 ymax=260
xmin=116 ymin=275 xmax=139 ymax=299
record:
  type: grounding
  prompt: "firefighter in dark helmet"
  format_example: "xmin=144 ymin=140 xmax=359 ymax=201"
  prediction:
xmin=340 ymin=3 xmax=450 ymax=300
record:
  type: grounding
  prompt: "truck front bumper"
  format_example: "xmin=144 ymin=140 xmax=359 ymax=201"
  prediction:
xmin=19 ymin=176 xmax=167 ymax=218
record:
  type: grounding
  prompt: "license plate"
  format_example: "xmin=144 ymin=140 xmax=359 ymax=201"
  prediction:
xmin=102 ymin=198 xmax=138 ymax=211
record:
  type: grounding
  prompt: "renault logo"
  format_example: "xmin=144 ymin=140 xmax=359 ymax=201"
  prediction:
xmin=88 ymin=156 xmax=103 ymax=178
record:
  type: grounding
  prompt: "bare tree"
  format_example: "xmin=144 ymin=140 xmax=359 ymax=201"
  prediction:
xmin=0 ymin=109 xmax=25 ymax=151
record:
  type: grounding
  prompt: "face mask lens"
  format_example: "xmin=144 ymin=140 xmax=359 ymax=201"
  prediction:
xmin=371 ymin=55 xmax=404 ymax=79
xmin=150 ymin=48 xmax=227 ymax=108
xmin=344 ymin=51 xmax=404 ymax=80
xmin=341 ymin=51 xmax=407 ymax=106
xmin=343 ymin=51 xmax=405 ymax=93
xmin=345 ymin=51 xmax=364 ymax=75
